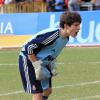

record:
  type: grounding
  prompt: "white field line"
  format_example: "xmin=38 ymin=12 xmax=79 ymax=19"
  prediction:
xmin=0 ymin=64 xmax=18 ymax=66
xmin=0 ymin=91 xmax=23 ymax=97
xmin=71 ymin=94 xmax=100 ymax=100
xmin=57 ymin=61 xmax=100 ymax=65
xmin=0 ymin=51 xmax=18 ymax=53
xmin=0 ymin=61 xmax=100 ymax=66
xmin=0 ymin=80 xmax=100 ymax=97
xmin=53 ymin=80 xmax=100 ymax=89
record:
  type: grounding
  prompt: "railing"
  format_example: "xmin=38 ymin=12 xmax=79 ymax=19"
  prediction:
xmin=0 ymin=1 xmax=47 ymax=13
xmin=80 ymin=2 xmax=100 ymax=11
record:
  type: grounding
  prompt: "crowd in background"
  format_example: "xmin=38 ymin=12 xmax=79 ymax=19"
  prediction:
xmin=46 ymin=0 xmax=100 ymax=11
xmin=0 ymin=0 xmax=100 ymax=12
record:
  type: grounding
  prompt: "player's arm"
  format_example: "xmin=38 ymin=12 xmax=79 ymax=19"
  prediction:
xmin=26 ymin=32 xmax=57 ymax=80
xmin=28 ymin=54 xmax=37 ymax=62
xmin=28 ymin=54 xmax=43 ymax=80
xmin=26 ymin=36 xmax=45 ymax=80
xmin=26 ymin=33 xmax=49 ymax=61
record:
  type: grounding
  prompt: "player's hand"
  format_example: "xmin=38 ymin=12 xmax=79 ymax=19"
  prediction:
xmin=32 ymin=60 xmax=43 ymax=80
xmin=50 ymin=59 xmax=58 ymax=76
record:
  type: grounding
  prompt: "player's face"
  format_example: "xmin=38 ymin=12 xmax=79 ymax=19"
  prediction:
xmin=67 ymin=22 xmax=80 ymax=37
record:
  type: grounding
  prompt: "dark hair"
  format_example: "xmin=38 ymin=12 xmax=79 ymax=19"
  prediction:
xmin=60 ymin=11 xmax=82 ymax=28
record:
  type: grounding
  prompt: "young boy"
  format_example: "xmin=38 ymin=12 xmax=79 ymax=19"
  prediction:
xmin=18 ymin=11 xmax=82 ymax=100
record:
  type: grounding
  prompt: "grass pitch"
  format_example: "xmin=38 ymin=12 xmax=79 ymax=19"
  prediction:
xmin=0 ymin=47 xmax=100 ymax=100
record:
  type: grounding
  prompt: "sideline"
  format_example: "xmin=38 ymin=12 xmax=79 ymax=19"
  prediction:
xmin=0 ymin=61 xmax=100 ymax=66
xmin=71 ymin=94 xmax=100 ymax=100
xmin=0 ymin=80 xmax=100 ymax=97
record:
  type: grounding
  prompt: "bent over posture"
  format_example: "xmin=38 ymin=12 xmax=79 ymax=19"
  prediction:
xmin=18 ymin=11 xmax=82 ymax=100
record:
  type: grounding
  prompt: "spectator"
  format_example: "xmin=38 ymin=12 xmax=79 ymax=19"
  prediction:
xmin=92 ymin=0 xmax=100 ymax=10
xmin=54 ymin=0 xmax=65 ymax=11
xmin=46 ymin=0 xmax=65 ymax=12
xmin=46 ymin=0 xmax=55 ymax=11
xmin=0 ymin=0 xmax=4 ymax=6
xmin=64 ymin=0 xmax=69 ymax=10
xmin=4 ymin=0 xmax=15 ymax=4
xmin=68 ymin=0 xmax=80 ymax=11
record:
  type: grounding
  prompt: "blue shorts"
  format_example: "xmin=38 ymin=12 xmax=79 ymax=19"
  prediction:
xmin=18 ymin=53 xmax=52 ymax=94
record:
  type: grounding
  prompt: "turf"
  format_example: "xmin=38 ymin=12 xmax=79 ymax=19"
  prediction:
xmin=0 ymin=47 xmax=100 ymax=100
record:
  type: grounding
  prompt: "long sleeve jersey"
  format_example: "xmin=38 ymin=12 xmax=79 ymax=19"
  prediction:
xmin=20 ymin=29 xmax=69 ymax=63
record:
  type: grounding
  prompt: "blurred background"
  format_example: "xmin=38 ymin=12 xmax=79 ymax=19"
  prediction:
xmin=0 ymin=0 xmax=100 ymax=48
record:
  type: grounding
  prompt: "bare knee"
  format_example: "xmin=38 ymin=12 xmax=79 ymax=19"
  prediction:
xmin=32 ymin=93 xmax=42 ymax=100
xmin=43 ymin=88 xmax=52 ymax=97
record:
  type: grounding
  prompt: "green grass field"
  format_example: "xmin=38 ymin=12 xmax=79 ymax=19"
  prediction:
xmin=0 ymin=47 xmax=100 ymax=100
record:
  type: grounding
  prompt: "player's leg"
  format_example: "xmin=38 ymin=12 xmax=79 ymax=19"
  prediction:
xmin=18 ymin=54 xmax=43 ymax=100
xmin=41 ymin=78 xmax=52 ymax=100
xmin=42 ymin=88 xmax=52 ymax=100
xmin=32 ymin=93 xmax=42 ymax=100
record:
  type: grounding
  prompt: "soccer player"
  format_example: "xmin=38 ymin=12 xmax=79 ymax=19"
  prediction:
xmin=18 ymin=11 xmax=82 ymax=100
